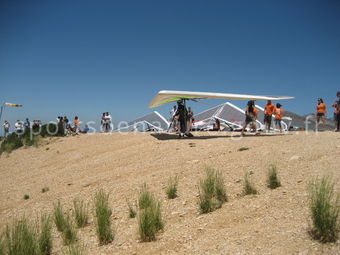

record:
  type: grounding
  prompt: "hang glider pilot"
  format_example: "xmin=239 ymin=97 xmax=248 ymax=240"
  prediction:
xmin=175 ymin=100 xmax=189 ymax=137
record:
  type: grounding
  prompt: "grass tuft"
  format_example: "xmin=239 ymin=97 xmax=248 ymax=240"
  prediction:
xmin=94 ymin=190 xmax=114 ymax=245
xmin=5 ymin=218 xmax=38 ymax=255
xmin=266 ymin=165 xmax=281 ymax=189
xmin=198 ymin=168 xmax=227 ymax=214
xmin=62 ymin=244 xmax=85 ymax=255
xmin=238 ymin=147 xmax=249 ymax=151
xmin=23 ymin=194 xmax=30 ymax=200
xmin=242 ymin=172 xmax=258 ymax=196
xmin=73 ymin=199 xmax=89 ymax=228
xmin=61 ymin=215 xmax=77 ymax=246
xmin=0 ymin=234 xmax=5 ymax=255
xmin=53 ymin=201 xmax=66 ymax=232
xmin=0 ymin=239 xmax=4 ymax=255
xmin=41 ymin=187 xmax=49 ymax=193
xmin=138 ymin=183 xmax=153 ymax=210
xmin=38 ymin=214 xmax=52 ymax=255
xmin=165 ymin=176 xmax=178 ymax=199
xmin=308 ymin=176 xmax=340 ymax=243
xmin=1 ymin=215 xmax=53 ymax=255
xmin=127 ymin=200 xmax=137 ymax=219
xmin=137 ymin=184 xmax=164 ymax=242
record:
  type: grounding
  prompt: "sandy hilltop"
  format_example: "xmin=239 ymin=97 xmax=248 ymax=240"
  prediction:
xmin=0 ymin=131 xmax=339 ymax=255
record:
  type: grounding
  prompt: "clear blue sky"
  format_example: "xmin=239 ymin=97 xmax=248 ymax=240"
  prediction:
xmin=1 ymin=0 xmax=339 ymax=131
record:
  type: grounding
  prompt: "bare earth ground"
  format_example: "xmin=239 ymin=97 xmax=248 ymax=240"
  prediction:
xmin=0 ymin=131 xmax=339 ymax=255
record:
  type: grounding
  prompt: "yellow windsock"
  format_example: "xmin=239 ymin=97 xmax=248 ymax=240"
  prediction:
xmin=5 ymin=102 xmax=23 ymax=107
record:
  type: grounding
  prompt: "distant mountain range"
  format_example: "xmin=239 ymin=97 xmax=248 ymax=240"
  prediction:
xmin=283 ymin=111 xmax=334 ymax=131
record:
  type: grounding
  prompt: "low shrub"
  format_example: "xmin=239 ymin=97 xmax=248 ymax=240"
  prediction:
xmin=127 ymin=200 xmax=137 ymax=219
xmin=198 ymin=168 xmax=227 ymax=214
xmin=165 ymin=176 xmax=178 ymax=199
xmin=94 ymin=190 xmax=114 ymax=245
xmin=137 ymin=184 xmax=164 ymax=242
xmin=41 ymin=187 xmax=49 ymax=193
xmin=1 ymin=215 xmax=53 ymax=255
xmin=0 ymin=133 xmax=23 ymax=154
xmin=242 ymin=172 xmax=258 ymax=196
xmin=308 ymin=176 xmax=340 ymax=243
xmin=0 ymin=233 xmax=6 ymax=255
xmin=61 ymin=215 xmax=77 ymax=246
xmin=73 ymin=199 xmax=89 ymax=228
xmin=53 ymin=201 xmax=66 ymax=232
xmin=0 ymin=236 xmax=6 ymax=255
xmin=5 ymin=218 xmax=38 ymax=255
xmin=38 ymin=215 xmax=52 ymax=255
xmin=138 ymin=183 xmax=153 ymax=210
xmin=0 ymin=123 xmax=64 ymax=154
xmin=62 ymin=244 xmax=84 ymax=255
xmin=266 ymin=165 xmax=281 ymax=189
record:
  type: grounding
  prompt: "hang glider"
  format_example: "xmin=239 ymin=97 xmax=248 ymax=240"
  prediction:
xmin=148 ymin=90 xmax=294 ymax=108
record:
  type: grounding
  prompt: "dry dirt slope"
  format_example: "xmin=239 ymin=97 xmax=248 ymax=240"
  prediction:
xmin=0 ymin=131 xmax=339 ymax=255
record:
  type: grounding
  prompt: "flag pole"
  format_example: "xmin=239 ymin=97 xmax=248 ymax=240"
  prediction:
xmin=0 ymin=103 xmax=4 ymax=123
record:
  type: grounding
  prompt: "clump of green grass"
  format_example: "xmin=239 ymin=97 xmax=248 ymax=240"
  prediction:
xmin=1 ymin=215 xmax=53 ymax=255
xmin=165 ymin=176 xmax=178 ymax=199
xmin=73 ymin=199 xmax=89 ymax=228
xmin=242 ymin=172 xmax=258 ymax=196
xmin=61 ymin=215 xmax=77 ymax=246
xmin=266 ymin=165 xmax=281 ymax=189
xmin=53 ymin=201 xmax=66 ymax=232
xmin=37 ymin=215 xmax=52 ymax=255
xmin=0 ymin=239 xmax=6 ymax=255
xmin=41 ymin=187 xmax=49 ymax=193
xmin=127 ymin=200 xmax=137 ymax=219
xmin=5 ymin=218 xmax=38 ymax=255
xmin=198 ymin=168 xmax=228 ymax=214
xmin=23 ymin=194 xmax=30 ymax=200
xmin=308 ymin=176 xmax=340 ymax=243
xmin=62 ymin=244 xmax=85 ymax=255
xmin=138 ymin=184 xmax=153 ymax=210
xmin=238 ymin=147 xmax=249 ymax=152
xmin=137 ymin=184 xmax=164 ymax=242
xmin=0 ymin=234 xmax=6 ymax=255
xmin=94 ymin=190 xmax=114 ymax=245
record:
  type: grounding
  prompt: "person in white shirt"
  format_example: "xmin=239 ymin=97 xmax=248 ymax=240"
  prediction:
xmin=3 ymin=120 xmax=10 ymax=137
xmin=15 ymin=120 xmax=24 ymax=134
xmin=105 ymin=112 xmax=112 ymax=132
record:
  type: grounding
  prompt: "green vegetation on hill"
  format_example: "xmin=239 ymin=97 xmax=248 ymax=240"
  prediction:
xmin=0 ymin=123 xmax=64 ymax=154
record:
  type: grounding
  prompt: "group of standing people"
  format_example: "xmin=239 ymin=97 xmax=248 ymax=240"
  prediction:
xmin=236 ymin=100 xmax=285 ymax=135
xmin=169 ymin=101 xmax=194 ymax=137
xmin=2 ymin=118 xmax=32 ymax=137
xmin=263 ymin=100 xmax=284 ymax=132
xmin=315 ymin=92 xmax=340 ymax=131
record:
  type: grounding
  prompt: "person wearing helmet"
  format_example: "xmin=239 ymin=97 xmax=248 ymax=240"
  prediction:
xmin=175 ymin=100 xmax=188 ymax=137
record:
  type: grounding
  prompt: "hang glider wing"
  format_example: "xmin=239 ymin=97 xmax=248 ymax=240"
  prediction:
xmin=148 ymin=90 xmax=294 ymax=108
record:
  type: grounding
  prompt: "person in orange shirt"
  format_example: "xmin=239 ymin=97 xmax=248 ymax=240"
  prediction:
xmin=274 ymin=103 xmax=283 ymax=132
xmin=264 ymin=100 xmax=275 ymax=132
xmin=331 ymin=102 xmax=339 ymax=131
xmin=74 ymin=116 xmax=80 ymax=134
xmin=315 ymin=98 xmax=326 ymax=131
xmin=333 ymin=91 xmax=340 ymax=132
